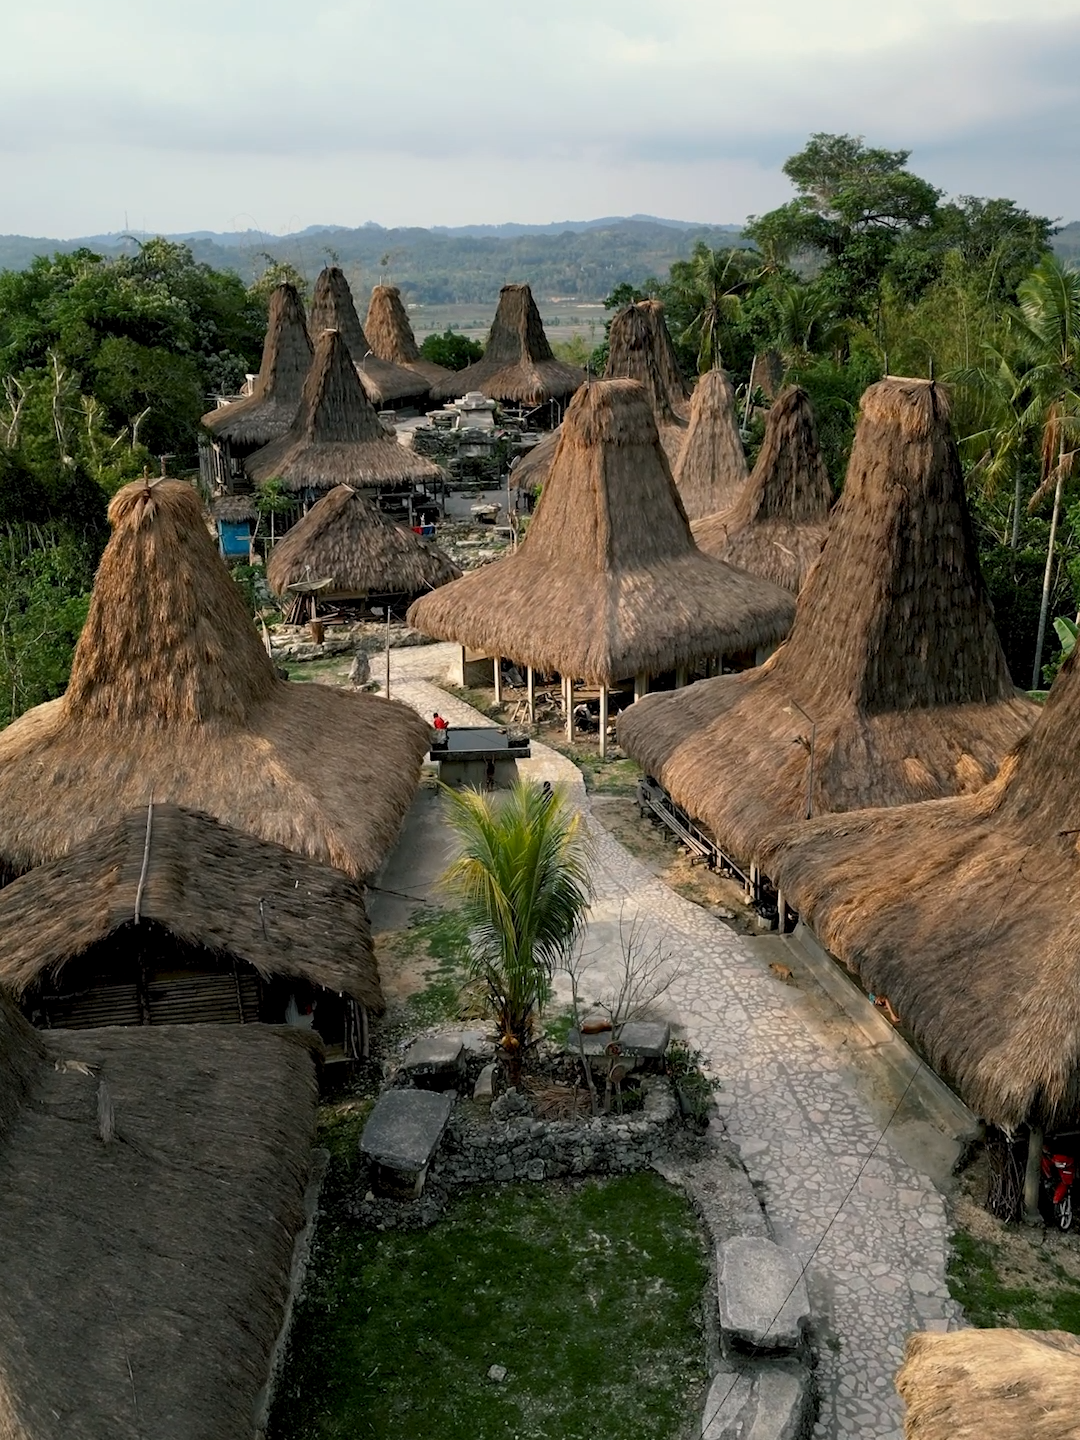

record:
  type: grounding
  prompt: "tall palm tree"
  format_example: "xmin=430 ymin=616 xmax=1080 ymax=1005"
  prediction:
xmin=954 ymin=346 xmax=1036 ymax=549
xmin=440 ymin=780 xmax=593 ymax=1078
xmin=672 ymin=245 xmax=757 ymax=373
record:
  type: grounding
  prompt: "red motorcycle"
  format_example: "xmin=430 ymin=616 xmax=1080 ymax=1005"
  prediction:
xmin=1041 ymin=1135 xmax=1078 ymax=1231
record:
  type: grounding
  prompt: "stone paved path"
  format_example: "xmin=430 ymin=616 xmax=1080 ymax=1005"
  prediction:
xmin=385 ymin=645 xmax=964 ymax=1439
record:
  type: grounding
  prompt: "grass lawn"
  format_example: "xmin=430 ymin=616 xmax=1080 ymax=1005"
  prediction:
xmin=269 ymin=1172 xmax=708 ymax=1440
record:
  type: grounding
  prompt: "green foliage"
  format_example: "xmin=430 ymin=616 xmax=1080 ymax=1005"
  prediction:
xmin=948 ymin=1227 xmax=1080 ymax=1332
xmin=269 ymin=1173 xmax=708 ymax=1440
xmin=248 ymin=256 xmax=308 ymax=304
xmin=420 ymin=327 xmax=484 ymax=370
xmin=664 ymin=1040 xmax=722 ymax=1123
xmin=666 ymin=243 xmax=761 ymax=373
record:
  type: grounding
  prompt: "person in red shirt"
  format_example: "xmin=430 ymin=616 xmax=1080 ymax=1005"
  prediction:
xmin=432 ymin=712 xmax=448 ymax=731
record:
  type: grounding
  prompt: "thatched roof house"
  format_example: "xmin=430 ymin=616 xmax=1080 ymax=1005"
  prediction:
xmin=693 ymin=385 xmax=833 ymax=592
xmin=430 ymin=283 xmax=585 ymax=413
xmin=309 ymin=266 xmax=428 ymax=406
xmin=620 ymin=378 xmax=1038 ymax=867
xmin=267 ymin=483 xmax=460 ymax=602
xmin=365 ymin=284 xmax=454 ymax=388
xmin=896 ymin=1329 xmax=1080 ymax=1440
xmin=0 ymin=478 xmax=430 ymax=881
xmin=201 ymin=284 xmax=313 ymax=454
xmin=0 ymin=803 xmax=383 ymax=1028
xmin=245 ymin=329 xmax=443 ymax=497
xmin=408 ymin=379 xmax=794 ymax=685
xmin=673 ymin=368 xmax=749 ymax=521
xmin=0 ymin=990 xmax=320 ymax=1439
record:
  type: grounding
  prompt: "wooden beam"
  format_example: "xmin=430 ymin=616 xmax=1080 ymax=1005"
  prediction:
xmin=598 ymin=684 xmax=608 ymax=760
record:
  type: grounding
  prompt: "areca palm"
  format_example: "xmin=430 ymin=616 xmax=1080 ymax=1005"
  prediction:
xmin=440 ymin=780 xmax=593 ymax=1077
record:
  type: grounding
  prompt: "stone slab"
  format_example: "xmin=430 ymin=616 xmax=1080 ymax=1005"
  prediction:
xmin=360 ymin=1089 xmax=454 ymax=1176
xmin=616 ymin=1021 xmax=671 ymax=1059
xmin=718 ymin=1237 xmax=810 ymax=1352
xmin=473 ymin=1063 xmax=496 ymax=1104
xmin=701 ymin=1362 xmax=814 ymax=1440
xmin=402 ymin=1035 xmax=466 ymax=1090
xmin=565 ymin=1027 xmax=617 ymax=1058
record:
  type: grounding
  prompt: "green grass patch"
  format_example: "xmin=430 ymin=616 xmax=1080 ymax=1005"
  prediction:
xmin=269 ymin=1172 xmax=707 ymax=1440
xmin=444 ymin=684 xmax=503 ymax=718
xmin=549 ymin=746 xmax=641 ymax=796
xmin=947 ymin=1228 xmax=1080 ymax=1331
xmin=386 ymin=906 xmax=482 ymax=1028
xmin=281 ymin=656 xmax=351 ymax=683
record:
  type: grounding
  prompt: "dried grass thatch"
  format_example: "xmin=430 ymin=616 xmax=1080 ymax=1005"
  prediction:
xmin=408 ymin=379 xmax=794 ymax=683
xmin=266 ymin=483 xmax=460 ymax=600
xmin=620 ymin=378 xmax=1038 ymax=866
xmin=0 ymin=479 xmax=430 ymax=880
xmin=896 ymin=1329 xmax=1080 ymax=1440
xmin=245 ymin=329 xmax=443 ymax=495
xmin=201 ymin=285 xmax=313 ymax=451
xmin=309 ymin=267 xmax=429 ymax=405
xmin=430 ymin=284 xmax=586 ymax=408
xmin=0 ymin=803 xmax=382 ymax=1011
xmin=0 ymin=989 xmax=320 ymax=1440
xmin=365 ymin=284 xmax=454 ymax=387
xmin=673 ymin=369 xmax=749 ymax=521
xmin=693 ymin=385 xmax=833 ymax=592
xmin=211 ymin=493 xmax=258 ymax=523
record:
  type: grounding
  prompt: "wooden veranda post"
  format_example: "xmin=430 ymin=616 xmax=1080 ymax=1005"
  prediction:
xmin=634 ymin=672 xmax=648 ymax=702
xmin=493 ymin=656 xmax=502 ymax=705
xmin=598 ymin=685 xmax=608 ymax=760
xmin=564 ymin=675 xmax=575 ymax=743
xmin=527 ymin=666 xmax=535 ymax=724
xmin=1024 ymin=1127 xmax=1045 ymax=1226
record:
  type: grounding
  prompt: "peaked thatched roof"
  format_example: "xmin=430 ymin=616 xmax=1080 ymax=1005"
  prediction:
xmin=620 ymin=378 xmax=1038 ymax=864
xmin=201 ymin=284 xmax=313 ymax=451
xmin=266 ymin=483 xmax=460 ymax=600
xmin=693 ymin=385 xmax=833 ymax=592
xmin=0 ymin=803 xmax=383 ymax=1011
xmin=0 ymin=991 xmax=320 ymax=1440
xmin=673 ymin=369 xmax=749 ymax=521
xmin=365 ymin=284 xmax=454 ymax=387
xmin=430 ymin=284 xmax=586 ymax=407
xmin=896 ymin=1329 xmax=1080 ymax=1440
xmin=408 ymin=379 xmax=794 ymax=684
xmin=309 ymin=267 xmax=429 ymax=405
xmin=211 ymin=493 xmax=258 ymax=523
xmin=0 ymin=478 xmax=430 ymax=880
xmin=245 ymin=329 xmax=443 ymax=495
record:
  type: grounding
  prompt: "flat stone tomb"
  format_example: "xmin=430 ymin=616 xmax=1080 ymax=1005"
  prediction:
xmin=361 ymin=1089 xmax=454 ymax=1197
xmin=402 ymin=1034 xmax=466 ymax=1091
xmin=718 ymin=1236 xmax=810 ymax=1352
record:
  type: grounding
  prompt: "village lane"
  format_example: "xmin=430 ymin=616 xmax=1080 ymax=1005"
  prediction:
xmin=384 ymin=644 xmax=964 ymax=1440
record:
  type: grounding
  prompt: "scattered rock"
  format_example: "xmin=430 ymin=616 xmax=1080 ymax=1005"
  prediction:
xmin=487 ymin=1364 xmax=507 ymax=1383
xmin=718 ymin=1237 xmax=810 ymax=1352
xmin=701 ymin=1361 xmax=814 ymax=1440
xmin=473 ymin=1063 xmax=496 ymax=1106
xmin=348 ymin=649 xmax=371 ymax=686
xmin=490 ymin=1087 xmax=531 ymax=1121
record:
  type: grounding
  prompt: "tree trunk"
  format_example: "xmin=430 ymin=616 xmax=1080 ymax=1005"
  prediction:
xmin=1011 ymin=465 xmax=1024 ymax=549
xmin=1031 ymin=462 xmax=1066 ymax=688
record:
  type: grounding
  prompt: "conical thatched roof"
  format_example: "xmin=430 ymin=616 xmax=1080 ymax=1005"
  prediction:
xmin=365 ymin=284 xmax=454 ymax=388
xmin=408 ymin=379 xmax=794 ymax=684
xmin=0 ymin=804 xmax=383 ymax=1013
xmin=673 ymin=369 xmax=748 ymax=521
xmin=0 ymin=988 xmax=320 ymax=1440
xmin=0 ymin=478 xmax=429 ymax=880
xmin=511 ymin=299 xmax=689 ymax=492
xmin=693 ymin=385 xmax=833 ymax=592
xmin=245 ymin=329 xmax=443 ymax=495
xmin=620 ymin=378 xmax=1038 ymax=865
xmin=267 ymin=483 xmax=460 ymax=600
xmin=201 ymin=284 xmax=313 ymax=451
xmin=896 ymin=1329 xmax=1080 ymax=1440
xmin=309 ymin=267 xmax=429 ymax=405
xmin=430 ymin=284 xmax=586 ymax=408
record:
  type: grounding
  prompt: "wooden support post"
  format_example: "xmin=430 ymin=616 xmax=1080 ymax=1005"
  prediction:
xmin=599 ymin=684 xmax=608 ymax=760
xmin=527 ymin=666 xmax=535 ymax=725
xmin=675 ymin=666 xmax=688 ymax=689
xmin=777 ymin=890 xmax=786 ymax=935
xmin=565 ymin=675 xmax=575 ymax=744
xmin=634 ymin=672 xmax=648 ymax=702
xmin=1023 ymin=1127 xmax=1045 ymax=1226
xmin=493 ymin=656 xmax=502 ymax=704
xmin=747 ymin=862 xmax=758 ymax=905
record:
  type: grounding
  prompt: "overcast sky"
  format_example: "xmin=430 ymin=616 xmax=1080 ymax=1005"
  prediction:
xmin=3 ymin=0 xmax=1079 ymax=237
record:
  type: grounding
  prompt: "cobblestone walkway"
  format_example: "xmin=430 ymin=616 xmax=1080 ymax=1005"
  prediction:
xmin=387 ymin=646 xmax=964 ymax=1439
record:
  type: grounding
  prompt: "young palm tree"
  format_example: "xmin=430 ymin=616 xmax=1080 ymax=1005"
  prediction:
xmin=440 ymin=780 xmax=593 ymax=1079
xmin=671 ymin=245 xmax=757 ymax=373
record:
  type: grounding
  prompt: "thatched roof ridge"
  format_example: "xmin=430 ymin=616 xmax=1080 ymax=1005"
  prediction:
xmin=693 ymin=385 xmax=833 ymax=591
xmin=0 ymin=804 xmax=382 ymax=1011
xmin=365 ymin=284 xmax=454 ymax=386
xmin=605 ymin=299 xmax=691 ymax=426
xmin=408 ymin=379 xmax=794 ymax=683
xmin=211 ymin=493 xmax=258 ymax=523
xmin=0 ymin=478 xmax=430 ymax=879
xmin=896 ymin=1329 xmax=1080 ymax=1440
xmin=0 ymin=1003 xmax=320 ymax=1439
xmin=430 ymin=284 xmax=586 ymax=406
xmin=620 ymin=377 xmax=1037 ymax=863
xmin=309 ymin=267 xmax=428 ymax=405
xmin=266 ymin=484 xmax=460 ymax=600
xmin=201 ymin=284 xmax=313 ymax=449
xmin=245 ymin=329 xmax=442 ymax=494
xmin=673 ymin=369 xmax=749 ymax=521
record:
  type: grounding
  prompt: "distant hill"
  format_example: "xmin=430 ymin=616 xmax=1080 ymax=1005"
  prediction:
xmin=0 ymin=218 xmax=747 ymax=304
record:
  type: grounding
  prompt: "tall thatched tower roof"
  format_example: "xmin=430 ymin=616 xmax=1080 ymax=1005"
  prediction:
xmin=429 ymin=284 xmax=585 ymax=410
xmin=201 ymin=284 xmax=313 ymax=452
xmin=673 ymin=368 xmax=748 ymax=521
xmin=245 ymin=329 xmax=443 ymax=494
xmin=408 ymin=379 xmax=794 ymax=684
xmin=0 ymin=478 xmax=430 ymax=879
xmin=365 ymin=284 xmax=454 ymax=388
xmin=693 ymin=385 xmax=833 ymax=592
xmin=309 ymin=267 xmax=429 ymax=406
xmin=620 ymin=377 xmax=1038 ymax=863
